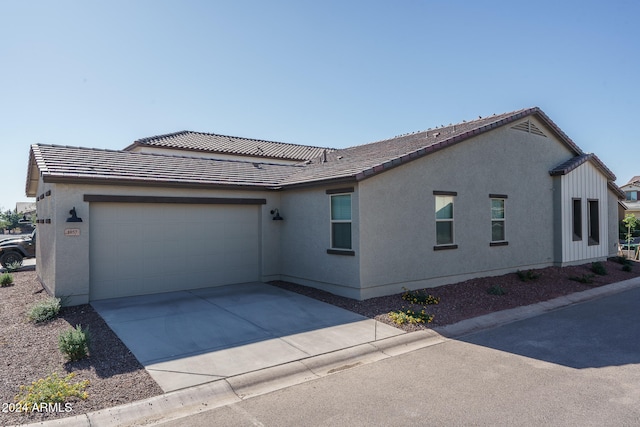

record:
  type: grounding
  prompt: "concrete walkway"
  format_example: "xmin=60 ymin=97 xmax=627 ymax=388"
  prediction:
xmin=24 ymin=275 xmax=640 ymax=427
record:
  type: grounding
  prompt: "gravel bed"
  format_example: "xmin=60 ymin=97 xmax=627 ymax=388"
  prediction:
xmin=1 ymin=259 xmax=639 ymax=424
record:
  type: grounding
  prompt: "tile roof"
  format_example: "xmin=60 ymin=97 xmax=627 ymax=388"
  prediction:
xmin=626 ymin=176 xmax=640 ymax=185
xmin=26 ymin=107 xmax=623 ymax=199
xmin=27 ymin=145 xmax=301 ymax=194
xmin=125 ymin=131 xmax=333 ymax=162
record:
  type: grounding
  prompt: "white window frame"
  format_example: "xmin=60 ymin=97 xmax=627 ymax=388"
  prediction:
xmin=435 ymin=193 xmax=455 ymax=247
xmin=490 ymin=198 xmax=506 ymax=242
xmin=330 ymin=193 xmax=352 ymax=250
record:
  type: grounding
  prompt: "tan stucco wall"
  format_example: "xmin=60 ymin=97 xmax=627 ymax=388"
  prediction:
xmin=357 ymin=119 xmax=574 ymax=298
xmin=278 ymin=186 xmax=361 ymax=299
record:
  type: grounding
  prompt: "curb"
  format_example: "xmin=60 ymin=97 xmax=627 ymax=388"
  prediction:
xmin=19 ymin=276 xmax=640 ymax=427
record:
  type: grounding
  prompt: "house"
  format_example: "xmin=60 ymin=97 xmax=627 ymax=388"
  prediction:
xmin=620 ymin=176 xmax=640 ymax=220
xmin=25 ymin=107 xmax=625 ymax=306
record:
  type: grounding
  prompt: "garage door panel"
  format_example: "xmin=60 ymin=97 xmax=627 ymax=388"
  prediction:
xmin=90 ymin=203 xmax=261 ymax=300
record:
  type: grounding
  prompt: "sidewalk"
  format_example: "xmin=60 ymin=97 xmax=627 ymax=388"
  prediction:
xmin=22 ymin=275 xmax=640 ymax=427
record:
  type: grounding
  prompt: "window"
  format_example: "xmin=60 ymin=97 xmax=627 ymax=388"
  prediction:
xmin=491 ymin=198 xmax=505 ymax=242
xmin=330 ymin=194 xmax=352 ymax=250
xmin=572 ymin=198 xmax=582 ymax=241
xmin=435 ymin=195 xmax=454 ymax=246
xmin=627 ymin=191 xmax=638 ymax=201
xmin=588 ymin=199 xmax=599 ymax=245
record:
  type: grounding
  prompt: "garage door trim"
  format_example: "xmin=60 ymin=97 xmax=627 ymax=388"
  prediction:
xmin=84 ymin=195 xmax=267 ymax=205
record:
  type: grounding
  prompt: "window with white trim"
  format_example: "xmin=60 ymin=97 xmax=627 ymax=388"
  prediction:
xmin=491 ymin=198 xmax=506 ymax=242
xmin=588 ymin=199 xmax=599 ymax=245
xmin=435 ymin=195 xmax=454 ymax=245
xmin=330 ymin=194 xmax=352 ymax=250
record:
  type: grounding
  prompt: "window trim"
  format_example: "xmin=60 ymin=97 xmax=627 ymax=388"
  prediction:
xmin=572 ymin=198 xmax=582 ymax=241
xmin=490 ymin=197 xmax=507 ymax=244
xmin=587 ymin=199 xmax=600 ymax=246
xmin=434 ymin=193 xmax=455 ymax=249
xmin=329 ymin=193 xmax=353 ymax=251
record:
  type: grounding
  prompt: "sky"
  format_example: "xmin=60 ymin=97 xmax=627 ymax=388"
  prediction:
xmin=1 ymin=0 xmax=638 ymax=210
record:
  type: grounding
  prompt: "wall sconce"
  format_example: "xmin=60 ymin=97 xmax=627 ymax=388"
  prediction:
xmin=270 ymin=209 xmax=283 ymax=221
xmin=66 ymin=207 xmax=83 ymax=222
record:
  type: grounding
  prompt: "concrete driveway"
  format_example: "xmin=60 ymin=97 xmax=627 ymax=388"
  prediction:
xmin=91 ymin=282 xmax=404 ymax=392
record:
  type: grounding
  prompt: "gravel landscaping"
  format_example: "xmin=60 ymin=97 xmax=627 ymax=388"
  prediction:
xmin=1 ymin=259 xmax=639 ymax=424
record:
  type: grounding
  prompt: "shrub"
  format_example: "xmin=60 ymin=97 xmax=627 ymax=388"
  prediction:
xmin=516 ymin=269 xmax=540 ymax=282
xmin=1 ymin=272 xmax=13 ymax=287
xmin=569 ymin=274 xmax=595 ymax=284
xmin=5 ymin=261 xmax=22 ymax=272
xmin=14 ymin=372 xmax=89 ymax=412
xmin=27 ymin=297 xmax=61 ymax=323
xmin=401 ymin=288 xmax=440 ymax=305
xmin=591 ymin=262 xmax=607 ymax=276
xmin=388 ymin=308 xmax=434 ymax=325
xmin=623 ymin=264 xmax=633 ymax=272
xmin=58 ymin=325 xmax=91 ymax=361
xmin=610 ymin=255 xmax=632 ymax=266
xmin=487 ymin=285 xmax=507 ymax=295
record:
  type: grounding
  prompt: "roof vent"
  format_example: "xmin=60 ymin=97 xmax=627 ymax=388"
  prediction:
xmin=512 ymin=119 xmax=547 ymax=137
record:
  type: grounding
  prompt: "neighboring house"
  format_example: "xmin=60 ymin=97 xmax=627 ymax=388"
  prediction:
xmin=620 ymin=176 xmax=640 ymax=220
xmin=25 ymin=107 xmax=624 ymax=306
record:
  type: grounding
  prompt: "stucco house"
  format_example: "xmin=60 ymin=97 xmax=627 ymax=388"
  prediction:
xmin=25 ymin=107 xmax=625 ymax=306
xmin=621 ymin=176 xmax=640 ymax=220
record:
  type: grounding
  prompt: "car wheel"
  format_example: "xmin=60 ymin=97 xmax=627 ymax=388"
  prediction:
xmin=0 ymin=252 xmax=23 ymax=268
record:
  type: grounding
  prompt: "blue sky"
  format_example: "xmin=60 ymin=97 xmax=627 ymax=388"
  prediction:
xmin=1 ymin=1 xmax=638 ymax=210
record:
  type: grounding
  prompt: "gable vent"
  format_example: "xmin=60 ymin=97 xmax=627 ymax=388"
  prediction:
xmin=511 ymin=119 xmax=547 ymax=137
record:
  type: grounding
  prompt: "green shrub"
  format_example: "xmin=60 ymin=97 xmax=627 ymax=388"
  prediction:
xmin=591 ymin=262 xmax=607 ymax=276
xmin=516 ymin=269 xmax=540 ymax=282
xmin=5 ymin=261 xmax=22 ymax=272
xmin=14 ymin=372 xmax=89 ymax=412
xmin=401 ymin=287 xmax=440 ymax=305
xmin=610 ymin=255 xmax=632 ymax=266
xmin=58 ymin=325 xmax=91 ymax=361
xmin=388 ymin=308 xmax=434 ymax=325
xmin=1 ymin=272 xmax=13 ymax=287
xmin=27 ymin=297 xmax=61 ymax=323
xmin=487 ymin=285 xmax=507 ymax=295
xmin=623 ymin=264 xmax=633 ymax=272
xmin=569 ymin=274 xmax=595 ymax=284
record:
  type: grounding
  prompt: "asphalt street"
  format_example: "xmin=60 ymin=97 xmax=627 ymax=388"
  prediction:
xmin=159 ymin=287 xmax=640 ymax=426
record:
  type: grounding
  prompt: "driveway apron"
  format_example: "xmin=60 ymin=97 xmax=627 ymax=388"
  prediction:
xmin=91 ymin=282 xmax=404 ymax=392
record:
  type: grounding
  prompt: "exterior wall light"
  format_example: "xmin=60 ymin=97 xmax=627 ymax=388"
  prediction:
xmin=270 ymin=209 xmax=283 ymax=221
xmin=67 ymin=207 xmax=83 ymax=222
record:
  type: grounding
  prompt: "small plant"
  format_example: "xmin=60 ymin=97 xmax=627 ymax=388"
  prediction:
xmin=622 ymin=264 xmax=633 ymax=272
xmin=27 ymin=297 xmax=61 ymax=323
xmin=1 ymin=272 xmax=14 ymax=287
xmin=14 ymin=372 xmax=89 ymax=412
xmin=569 ymin=274 xmax=595 ymax=284
xmin=591 ymin=262 xmax=607 ymax=276
xmin=388 ymin=308 xmax=434 ymax=325
xmin=401 ymin=287 xmax=440 ymax=305
xmin=58 ymin=325 xmax=91 ymax=361
xmin=5 ymin=261 xmax=22 ymax=272
xmin=487 ymin=285 xmax=507 ymax=295
xmin=516 ymin=269 xmax=540 ymax=282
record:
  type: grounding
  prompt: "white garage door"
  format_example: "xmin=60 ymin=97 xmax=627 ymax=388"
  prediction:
xmin=89 ymin=202 xmax=260 ymax=300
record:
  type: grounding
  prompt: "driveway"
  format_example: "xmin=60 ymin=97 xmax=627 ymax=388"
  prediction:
xmin=91 ymin=282 xmax=404 ymax=392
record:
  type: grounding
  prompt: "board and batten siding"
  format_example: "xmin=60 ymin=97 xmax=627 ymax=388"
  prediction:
xmin=559 ymin=161 xmax=609 ymax=263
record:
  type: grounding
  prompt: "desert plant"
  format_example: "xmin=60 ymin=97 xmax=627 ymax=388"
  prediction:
xmin=487 ymin=285 xmax=507 ymax=295
xmin=14 ymin=372 xmax=89 ymax=411
xmin=1 ymin=272 xmax=13 ymax=287
xmin=591 ymin=261 xmax=607 ymax=276
xmin=401 ymin=287 xmax=440 ymax=305
xmin=5 ymin=261 xmax=22 ymax=272
xmin=569 ymin=274 xmax=595 ymax=284
xmin=58 ymin=325 xmax=91 ymax=361
xmin=516 ymin=269 xmax=540 ymax=282
xmin=27 ymin=297 xmax=61 ymax=323
xmin=388 ymin=308 xmax=434 ymax=325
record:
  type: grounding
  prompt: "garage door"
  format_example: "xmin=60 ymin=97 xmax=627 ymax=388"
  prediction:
xmin=89 ymin=202 xmax=260 ymax=300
